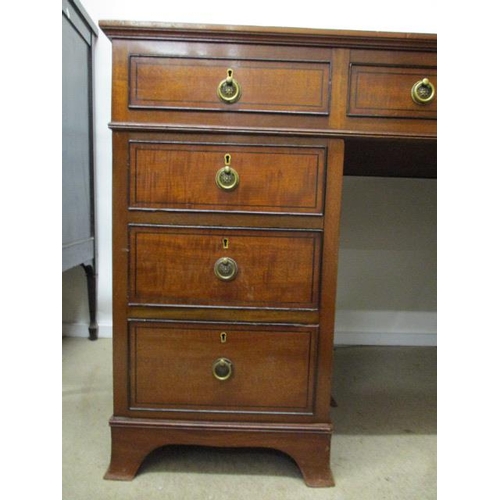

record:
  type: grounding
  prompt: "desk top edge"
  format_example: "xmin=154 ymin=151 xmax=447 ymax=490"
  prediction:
xmin=98 ymin=20 xmax=436 ymax=51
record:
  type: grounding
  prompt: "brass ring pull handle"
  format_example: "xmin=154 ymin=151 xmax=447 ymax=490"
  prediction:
xmin=212 ymin=358 xmax=233 ymax=381
xmin=214 ymin=257 xmax=238 ymax=281
xmin=215 ymin=153 xmax=240 ymax=191
xmin=217 ymin=68 xmax=241 ymax=104
xmin=411 ymin=78 xmax=436 ymax=105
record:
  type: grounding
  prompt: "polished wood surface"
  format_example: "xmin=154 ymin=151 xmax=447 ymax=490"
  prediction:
xmin=130 ymin=55 xmax=331 ymax=115
xmin=348 ymin=65 xmax=437 ymax=119
xmin=103 ymin=21 xmax=436 ymax=142
xmin=109 ymin=39 xmax=333 ymax=132
xmin=129 ymin=321 xmax=317 ymax=412
xmin=99 ymin=20 xmax=436 ymax=51
xmin=130 ymin=140 xmax=326 ymax=214
xmin=100 ymin=21 xmax=436 ymax=487
xmin=105 ymin=417 xmax=334 ymax=487
xmin=129 ymin=226 xmax=321 ymax=309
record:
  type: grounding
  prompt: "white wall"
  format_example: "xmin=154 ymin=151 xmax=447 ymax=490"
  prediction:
xmin=62 ymin=0 xmax=437 ymax=345
xmin=335 ymin=177 xmax=436 ymax=345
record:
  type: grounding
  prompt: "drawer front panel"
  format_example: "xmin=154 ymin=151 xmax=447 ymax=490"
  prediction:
xmin=130 ymin=141 xmax=326 ymax=214
xmin=129 ymin=226 xmax=321 ymax=309
xmin=348 ymin=64 xmax=437 ymax=119
xmin=129 ymin=322 xmax=317 ymax=413
xmin=129 ymin=55 xmax=331 ymax=115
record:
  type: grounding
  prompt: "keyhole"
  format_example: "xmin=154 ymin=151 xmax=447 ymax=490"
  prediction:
xmin=222 ymin=238 xmax=229 ymax=249
xmin=220 ymin=332 xmax=227 ymax=343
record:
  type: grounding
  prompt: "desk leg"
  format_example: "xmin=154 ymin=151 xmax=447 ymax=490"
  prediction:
xmin=82 ymin=262 xmax=98 ymax=340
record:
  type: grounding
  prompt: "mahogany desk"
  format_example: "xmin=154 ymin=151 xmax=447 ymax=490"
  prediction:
xmin=100 ymin=21 xmax=436 ymax=487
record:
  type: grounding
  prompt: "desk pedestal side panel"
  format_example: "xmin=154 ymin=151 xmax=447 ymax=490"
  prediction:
xmin=107 ymin=131 xmax=343 ymax=487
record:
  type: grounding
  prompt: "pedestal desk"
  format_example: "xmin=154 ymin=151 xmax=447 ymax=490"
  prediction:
xmin=100 ymin=21 xmax=436 ymax=487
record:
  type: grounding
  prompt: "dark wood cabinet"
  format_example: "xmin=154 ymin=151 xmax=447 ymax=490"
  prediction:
xmin=100 ymin=21 xmax=436 ymax=487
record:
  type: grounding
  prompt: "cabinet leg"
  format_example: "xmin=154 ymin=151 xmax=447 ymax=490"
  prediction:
xmin=81 ymin=263 xmax=98 ymax=340
xmin=104 ymin=425 xmax=156 ymax=480
xmin=277 ymin=432 xmax=335 ymax=487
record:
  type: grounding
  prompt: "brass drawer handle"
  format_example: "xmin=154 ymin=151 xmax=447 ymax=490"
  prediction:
xmin=217 ymin=68 xmax=241 ymax=104
xmin=411 ymin=78 xmax=436 ymax=105
xmin=215 ymin=153 xmax=240 ymax=191
xmin=212 ymin=357 xmax=233 ymax=381
xmin=214 ymin=257 xmax=238 ymax=281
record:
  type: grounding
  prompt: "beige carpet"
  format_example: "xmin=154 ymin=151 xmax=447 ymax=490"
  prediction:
xmin=62 ymin=338 xmax=436 ymax=499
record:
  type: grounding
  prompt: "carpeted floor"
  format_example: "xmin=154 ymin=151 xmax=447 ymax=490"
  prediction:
xmin=62 ymin=337 xmax=436 ymax=499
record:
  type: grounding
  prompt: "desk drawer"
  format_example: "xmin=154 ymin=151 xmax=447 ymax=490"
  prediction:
xmin=129 ymin=321 xmax=317 ymax=413
xmin=348 ymin=64 xmax=437 ymax=119
xmin=129 ymin=54 xmax=330 ymax=116
xmin=129 ymin=226 xmax=321 ymax=309
xmin=129 ymin=141 xmax=326 ymax=215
